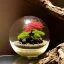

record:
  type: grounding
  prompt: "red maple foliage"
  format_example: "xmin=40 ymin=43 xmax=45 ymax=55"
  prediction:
xmin=23 ymin=20 xmax=44 ymax=32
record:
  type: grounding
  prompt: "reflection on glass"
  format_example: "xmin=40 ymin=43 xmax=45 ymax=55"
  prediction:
xmin=9 ymin=16 xmax=50 ymax=57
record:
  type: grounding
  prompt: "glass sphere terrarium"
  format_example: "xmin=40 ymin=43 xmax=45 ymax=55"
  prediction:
xmin=9 ymin=16 xmax=50 ymax=57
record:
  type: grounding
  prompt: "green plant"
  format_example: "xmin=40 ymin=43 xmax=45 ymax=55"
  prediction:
xmin=17 ymin=29 xmax=45 ymax=44
xmin=32 ymin=29 xmax=45 ymax=40
xmin=17 ymin=32 xmax=30 ymax=40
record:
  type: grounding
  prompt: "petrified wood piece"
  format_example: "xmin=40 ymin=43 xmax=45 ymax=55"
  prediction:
xmin=40 ymin=0 xmax=64 ymax=20
xmin=25 ymin=0 xmax=64 ymax=20
xmin=39 ymin=43 xmax=64 ymax=64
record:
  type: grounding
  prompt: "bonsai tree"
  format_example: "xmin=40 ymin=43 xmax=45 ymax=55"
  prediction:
xmin=17 ymin=20 xmax=45 ymax=44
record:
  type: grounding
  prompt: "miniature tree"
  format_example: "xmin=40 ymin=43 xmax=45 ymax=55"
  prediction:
xmin=17 ymin=20 xmax=45 ymax=44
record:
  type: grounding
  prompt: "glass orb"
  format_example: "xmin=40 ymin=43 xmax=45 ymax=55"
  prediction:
xmin=9 ymin=16 xmax=50 ymax=57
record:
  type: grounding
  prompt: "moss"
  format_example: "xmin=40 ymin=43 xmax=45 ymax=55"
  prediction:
xmin=17 ymin=29 xmax=45 ymax=42
xmin=17 ymin=32 xmax=30 ymax=40
xmin=32 ymin=29 xmax=45 ymax=40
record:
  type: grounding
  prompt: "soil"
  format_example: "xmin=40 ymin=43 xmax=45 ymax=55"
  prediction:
xmin=50 ymin=0 xmax=64 ymax=8
xmin=13 ymin=40 xmax=49 ymax=49
xmin=38 ymin=43 xmax=64 ymax=64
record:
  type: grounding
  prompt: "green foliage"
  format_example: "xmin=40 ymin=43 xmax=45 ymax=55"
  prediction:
xmin=32 ymin=29 xmax=45 ymax=40
xmin=17 ymin=32 xmax=30 ymax=40
xmin=17 ymin=29 xmax=45 ymax=41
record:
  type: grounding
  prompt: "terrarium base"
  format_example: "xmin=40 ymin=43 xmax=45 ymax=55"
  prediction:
xmin=10 ymin=41 xmax=49 ymax=57
xmin=38 ymin=43 xmax=64 ymax=64
xmin=13 ymin=40 xmax=49 ymax=49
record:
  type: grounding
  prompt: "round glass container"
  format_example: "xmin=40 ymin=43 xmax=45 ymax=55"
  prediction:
xmin=9 ymin=16 xmax=50 ymax=57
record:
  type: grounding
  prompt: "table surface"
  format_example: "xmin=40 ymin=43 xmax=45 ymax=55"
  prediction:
xmin=0 ymin=54 xmax=44 ymax=64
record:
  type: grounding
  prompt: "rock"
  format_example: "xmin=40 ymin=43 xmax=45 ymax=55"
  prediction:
xmin=38 ymin=43 xmax=64 ymax=64
xmin=22 ymin=38 xmax=26 ymax=44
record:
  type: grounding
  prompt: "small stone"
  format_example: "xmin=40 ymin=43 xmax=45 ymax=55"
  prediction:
xmin=22 ymin=38 xmax=26 ymax=42
xmin=38 ymin=40 xmax=43 ymax=43
xmin=22 ymin=38 xmax=26 ymax=44
xmin=30 ymin=39 xmax=34 ymax=44
xmin=26 ymin=38 xmax=30 ymax=43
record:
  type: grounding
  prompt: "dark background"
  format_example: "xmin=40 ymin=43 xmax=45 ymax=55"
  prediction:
xmin=0 ymin=0 xmax=64 ymax=55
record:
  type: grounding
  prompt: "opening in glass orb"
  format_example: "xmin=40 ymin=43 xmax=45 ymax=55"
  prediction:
xmin=9 ymin=16 xmax=50 ymax=57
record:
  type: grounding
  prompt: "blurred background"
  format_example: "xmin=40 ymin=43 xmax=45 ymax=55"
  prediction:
xmin=0 ymin=0 xmax=64 ymax=55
